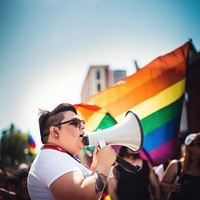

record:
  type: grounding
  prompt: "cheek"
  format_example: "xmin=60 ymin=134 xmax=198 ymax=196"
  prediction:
xmin=67 ymin=128 xmax=79 ymax=139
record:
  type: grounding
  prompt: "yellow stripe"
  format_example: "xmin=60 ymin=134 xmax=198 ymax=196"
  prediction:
xmin=116 ymin=79 xmax=185 ymax=121
xmin=85 ymin=109 xmax=107 ymax=132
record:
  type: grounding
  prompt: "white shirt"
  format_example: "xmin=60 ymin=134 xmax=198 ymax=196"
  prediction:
xmin=27 ymin=149 xmax=92 ymax=200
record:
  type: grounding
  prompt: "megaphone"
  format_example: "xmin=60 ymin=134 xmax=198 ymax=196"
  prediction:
xmin=83 ymin=111 xmax=144 ymax=173
xmin=83 ymin=110 xmax=143 ymax=152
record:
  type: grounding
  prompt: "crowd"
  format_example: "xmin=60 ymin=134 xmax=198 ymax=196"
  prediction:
xmin=0 ymin=132 xmax=199 ymax=200
xmin=0 ymin=102 xmax=199 ymax=200
xmin=0 ymin=164 xmax=31 ymax=200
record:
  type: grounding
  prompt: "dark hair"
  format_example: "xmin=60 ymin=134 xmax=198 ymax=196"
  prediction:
xmin=39 ymin=103 xmax=77 ymax=144
xmin=119 ymin=146 xmax=140 ymax=159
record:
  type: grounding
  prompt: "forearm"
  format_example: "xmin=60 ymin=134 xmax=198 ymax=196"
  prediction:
xmin=81 ymin=171 xmax=108 ymax=200
xmin=85 ymin=158 xmax=112 ymax=194
xmin=160 ymin=182 xmax=172 ymax=195
xmin=150 ymin=184 xmax=161 ymax=199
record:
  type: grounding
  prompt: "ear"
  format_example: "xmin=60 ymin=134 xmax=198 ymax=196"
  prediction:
xmin=49 ymin=126 xmax=59 ymax=138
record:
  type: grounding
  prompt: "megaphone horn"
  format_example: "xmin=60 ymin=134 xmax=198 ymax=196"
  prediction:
xmin=83 ymin=111 xmax=144 ymax=153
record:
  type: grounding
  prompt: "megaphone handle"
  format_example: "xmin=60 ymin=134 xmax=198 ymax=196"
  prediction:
xmin=98 ymin=138 xmax=107 ymax=149
xmin=98 ymin=139 xmax=114 ymax=178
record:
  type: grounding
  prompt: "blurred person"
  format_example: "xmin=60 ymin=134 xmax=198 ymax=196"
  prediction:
xmin=27 ymin=103 xmax=117 ymax=200
xmin=0 ymin=188 xmax=16 ymax=200
xmin=161 ymin=132 xmax=200 ymax=200
xmin=108 ymin=146 xmax=161 ymax=200
xmin=16 ymin=169 xmax=30 ymax=200
xmin=4 ymin=174 xmax=19 ymax=196
xmin=0 ymin=172 xmax=18 ymax=200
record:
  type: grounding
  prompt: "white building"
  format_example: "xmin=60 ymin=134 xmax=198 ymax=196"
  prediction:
xmin=81 ymin=65 xmax=126 ymax=102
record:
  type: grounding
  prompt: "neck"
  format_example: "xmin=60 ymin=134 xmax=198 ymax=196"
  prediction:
xmin=42 ymin=143 xmax=66 ymax=153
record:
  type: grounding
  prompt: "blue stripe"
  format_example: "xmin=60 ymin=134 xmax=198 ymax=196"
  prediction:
xmin=143 ymin=117 xmax=181 ymax=152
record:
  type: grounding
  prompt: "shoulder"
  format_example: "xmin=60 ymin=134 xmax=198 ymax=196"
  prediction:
xmin=170 ymin=159 xmax=180 ymax=164
xmin=161 ymin=159 xmax=180 ymax=183
xmin=29 ymin=150 xmax=81 ymax=180
xmin=29 ymin=151 xmax=92 ymax=188
xmin=167 ymin=159 xmax=180 ymax=170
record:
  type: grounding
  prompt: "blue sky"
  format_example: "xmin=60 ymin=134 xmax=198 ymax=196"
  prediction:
xmin=0 ymin=0 xmax=200 ymax=151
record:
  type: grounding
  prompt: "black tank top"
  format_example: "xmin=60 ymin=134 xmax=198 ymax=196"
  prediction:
xmin=170 ymin=173 xmax=200 ymax=200
xmin=116 ymin=160 xmax=151 ymax=200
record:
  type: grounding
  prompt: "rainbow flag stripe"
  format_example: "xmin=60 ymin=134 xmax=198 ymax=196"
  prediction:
xmin=28 ymin=134 xmax=36 ymax=154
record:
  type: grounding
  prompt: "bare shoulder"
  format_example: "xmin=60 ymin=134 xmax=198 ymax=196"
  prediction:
xmin=166 ymin=159 xmax=179 ymax=172
xmin=169 ymin=159 xmax=179 ymax=164
xmin=161 ymin=159 xmax=179 ymax=183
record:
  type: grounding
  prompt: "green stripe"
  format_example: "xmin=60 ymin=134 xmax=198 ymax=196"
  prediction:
xmin=93 ymin=113 xmax=117 ymax=131
xmin=141 ymin=95 xmax=184 ymax=136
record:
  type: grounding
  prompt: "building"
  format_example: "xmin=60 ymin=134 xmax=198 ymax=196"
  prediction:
xmin=81 ymin=65 xmax=126 ymax=102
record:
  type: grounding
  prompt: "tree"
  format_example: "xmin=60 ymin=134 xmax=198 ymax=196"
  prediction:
xmin=0 ymin=124 xmax=32 ymax=168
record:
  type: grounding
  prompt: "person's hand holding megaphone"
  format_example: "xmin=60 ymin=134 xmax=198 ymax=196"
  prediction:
xmin=90 ymin=145 xmax=117 ymax=172
xmin=88 ymin=145 xmax=117 ymax=194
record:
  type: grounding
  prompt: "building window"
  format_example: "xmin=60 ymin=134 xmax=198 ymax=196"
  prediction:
xmin=96 ymin=71 xmax=100 ymax=80
xmin=97 ymin=83 xmax=101 ymax=92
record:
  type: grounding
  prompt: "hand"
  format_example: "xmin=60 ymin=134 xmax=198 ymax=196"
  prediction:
xmin=97 ymin=145 xmax=117 ymax=167
xmin=90 ymin=146 xmax=99 ymax=170
xmin=171 ymin=183 xmax=181 ymax=193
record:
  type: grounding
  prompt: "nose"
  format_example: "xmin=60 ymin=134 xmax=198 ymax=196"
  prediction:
xmin=79 ymin=122 xmax=85 ymax=130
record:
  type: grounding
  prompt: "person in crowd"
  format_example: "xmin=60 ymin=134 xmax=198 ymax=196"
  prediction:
xmin=16 ymin=169 xmax=31 ymax=200
xmin=0 ymin=169 xmax=17 ymax=200
xmin=160 ymin=132 xmax=200 ymax=200
xmin=108 ymin=146 xmax=161 ymax=200
xmin=27 ymin=103 xmax=117 ymax=200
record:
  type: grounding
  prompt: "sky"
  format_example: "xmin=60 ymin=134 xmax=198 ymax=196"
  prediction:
xmin=0 ymin=0 xmax=200 ymax=152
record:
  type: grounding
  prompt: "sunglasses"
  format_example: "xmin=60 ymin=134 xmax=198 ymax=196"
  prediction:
xmin=53 ymin=118 xmax=85 ymax=130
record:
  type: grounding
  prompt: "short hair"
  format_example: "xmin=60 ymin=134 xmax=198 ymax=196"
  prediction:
xmin=38 ymin=103 xmax=77 ymax=144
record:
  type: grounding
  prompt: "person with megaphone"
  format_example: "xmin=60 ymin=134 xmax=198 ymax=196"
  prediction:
xmin=27 ymin=103 xmax=117 ymax=200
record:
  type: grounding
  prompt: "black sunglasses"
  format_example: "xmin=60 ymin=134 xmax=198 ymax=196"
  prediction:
xmin=53 ymin=118 xmax=85 ymax=129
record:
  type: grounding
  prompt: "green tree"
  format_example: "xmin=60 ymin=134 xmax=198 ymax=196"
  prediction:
xmin=0 ymin=123 xmax=31 ymax=168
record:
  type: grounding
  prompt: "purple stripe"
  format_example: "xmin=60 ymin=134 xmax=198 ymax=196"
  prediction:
xmin=140 ymin=135 xmax=180 ymax=166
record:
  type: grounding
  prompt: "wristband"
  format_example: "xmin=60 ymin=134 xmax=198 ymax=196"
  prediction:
xmin=95 ymin=171 xmax=107 ymax=194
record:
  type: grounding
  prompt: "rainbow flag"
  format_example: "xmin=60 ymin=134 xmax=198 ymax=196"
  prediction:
xmin=28 ymin=134 xmax=36 ymax=154
xmin=81 ymin=42 xmax=190 ymax=166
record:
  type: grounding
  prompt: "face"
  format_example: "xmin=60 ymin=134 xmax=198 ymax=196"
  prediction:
xmin=55 ymin=111 xmax=85 ymax=155
xmin=189 ymin=138 xmax=200 ymax=156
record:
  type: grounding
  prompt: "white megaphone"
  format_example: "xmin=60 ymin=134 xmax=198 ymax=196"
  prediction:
xmin=83 ymin=110 xmax=143 ymax=152
xmin=83 ymin=111 xmax=144 ymax=173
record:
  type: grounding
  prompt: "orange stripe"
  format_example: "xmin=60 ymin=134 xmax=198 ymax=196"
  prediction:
xmin=90 ymin=68 xmax=185 ymax=117
xmin=74 ymin=104 xmax=101 ymax=121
